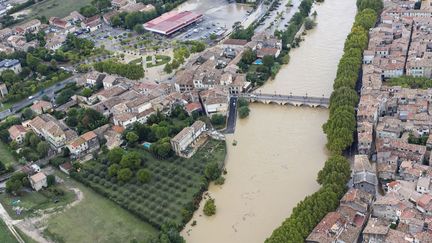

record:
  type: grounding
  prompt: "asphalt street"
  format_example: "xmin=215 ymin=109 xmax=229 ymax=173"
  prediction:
xmin=225 ymin=96 xmax=238 ymax=134
xmin=0 ymin=74 xmax=80 ymax=120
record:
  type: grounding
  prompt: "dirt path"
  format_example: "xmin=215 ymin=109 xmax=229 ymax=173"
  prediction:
xmin=1 ymin=186 xmax=84 ymax=243
xmin=0 ymin=204 xmax=25 ymax=243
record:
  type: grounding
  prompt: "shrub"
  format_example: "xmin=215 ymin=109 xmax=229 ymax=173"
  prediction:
xmin=203 ymin=199 xmax=216 ymax=216
xmin=238 ymin=106 xmax=250 ymax=119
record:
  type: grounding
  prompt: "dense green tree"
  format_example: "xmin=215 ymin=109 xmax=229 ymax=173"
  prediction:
xmin=111 ymin=15 xmax=122 ymax=27
xmin=1 ymin=70 xmax=21 ymax=83
xmin=80 ymin=5 xmax=98 ymax=17
xmin=117 ymin=168 xmax=133 ymax=182
xmin=263 ymin=55 xmax=275 ymax=68
xmin=230 ymin=24 xmax=254 ymax=40
xmin=94 ymin=60 xmax=144 ymax=80
xmin=329 ymin=87 xmax=359 ymax=115
xmin=304 ymin=17 xmax=316 ymax=30
xmin=21 ymin=107 xmax=35 ymax=120
xmin=151 ymin=138 xmax=172 ymax=158
xmin=344 ymin=26 xmax=368 ymax=51
xmin=211 ymin=114 xmax=225 ymax=126
xmin=204 ymin=162 xmax=221 ymax=181
xmin=357 ymin=0 xmax=383 ymax=12
xmin=137 ymin=169 xmax=152 ymax=183
xmin=203 ymin=199 xmax=216 ymax=216
xmin=108 ymin=147 xmax=124 ymax=164
xmin=6 ymin=172 xmax=27 ymax=194
xmin=238 ymin=106 xmax=250 ymax=119
xmin=240 ymin=48 xmax=256 ymax=64
xmin=126 ymin=131 xmax=139 ymax=145
xmin=354 ymin=8 xmax=378 ymax=30
xmin=317 ymin=155 xmax=351 ymax=186
xmin=120 ymin=152 xmax=142 ymax=169
xmin=81 ymin=87 xmax=93 ymax=97
xmin=108 ymin=164 xmax=120 ymax=177
xmin=36 ymin=141 xmax=50 ymax=157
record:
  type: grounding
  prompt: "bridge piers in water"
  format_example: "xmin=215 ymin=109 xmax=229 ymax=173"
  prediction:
xmin=238 ymin=93 xmax=330 ymax=109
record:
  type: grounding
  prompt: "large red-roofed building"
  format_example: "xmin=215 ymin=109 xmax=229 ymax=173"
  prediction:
xmin=143 ymin=11 xmax=203 ymax=35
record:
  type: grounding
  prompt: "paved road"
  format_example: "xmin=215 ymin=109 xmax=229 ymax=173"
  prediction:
xmin=225 ymin=96 xmax=238 ymax=134
xmin=0 ymin=74 xmax=80 ymax=120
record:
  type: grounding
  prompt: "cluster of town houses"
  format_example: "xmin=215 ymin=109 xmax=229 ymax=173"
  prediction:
xmin=306 ymin=0 xmax=432 ymax=242
xmin=0 ymin=0 xmax=158 ymax=54
xmin=173 ymin=32 xmax=281 ymax=105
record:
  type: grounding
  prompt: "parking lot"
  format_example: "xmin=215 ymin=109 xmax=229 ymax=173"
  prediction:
xmin=80 ymin=24 xmax=132 ymax=52
xmin=172 ymin=17 xmax=227 ymax=42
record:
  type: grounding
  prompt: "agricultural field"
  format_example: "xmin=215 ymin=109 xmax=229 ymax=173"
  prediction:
xmin=0 ymin=219 xmax=17 ymax=243
xmin=16 ymin=0 xmax=92 ymax=21
xmin=44 ymin=172 xmax=158 ymax=243
xmin=73 ymin=139 xmax=226 ymax=228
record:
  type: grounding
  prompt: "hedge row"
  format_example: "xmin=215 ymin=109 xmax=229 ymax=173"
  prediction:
xmin=265 ymin=0 xmax=382 ymax=242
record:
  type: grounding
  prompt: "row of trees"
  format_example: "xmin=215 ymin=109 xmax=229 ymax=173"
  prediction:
xmin=324 ymin=6 xmax=378 ymax=154
xmin=164 ymin=41 xmax=205 ymax=74
xmin=275 ymin=0 xmax=313 ymax=49
xmin=265 ymin=0 xmax=382 ymax=242
xmin=111 ymin=10 xmax=158 ymax=30
xmin=240 ymin=0 xmax=311 ymax=86
xmin=387 ymin=76 xmax=432 ymax=89
xmin=94 ymin=60 xmax=144 ymax=80
xmin=230 ymin=23 xmax=255 ymax=40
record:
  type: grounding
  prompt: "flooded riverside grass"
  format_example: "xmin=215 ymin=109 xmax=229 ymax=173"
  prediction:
xmin=181 ymin=0 xmax=357 ymax=242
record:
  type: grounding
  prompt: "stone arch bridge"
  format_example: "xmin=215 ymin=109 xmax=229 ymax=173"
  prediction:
xmin=238 ymin=93 xmax=330 ymax=108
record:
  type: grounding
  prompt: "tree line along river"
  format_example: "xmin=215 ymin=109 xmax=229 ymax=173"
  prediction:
xmin=181 ymin=0 xmax=357 ymax=242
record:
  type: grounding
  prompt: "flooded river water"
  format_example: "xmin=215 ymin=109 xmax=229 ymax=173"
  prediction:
xmin=181 ymin=0 xmax=357 ymax=242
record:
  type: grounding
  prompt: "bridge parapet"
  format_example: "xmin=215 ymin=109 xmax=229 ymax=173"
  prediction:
xmin=237 ymin=93 xmax=330 ymax=108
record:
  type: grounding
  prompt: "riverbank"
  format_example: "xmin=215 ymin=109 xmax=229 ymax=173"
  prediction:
xmin=265 ymin=0 xmax=380 ymax=241
xmin=181 ymin=0 xmax=357 ymax=241
xmin=182 ymin=105 xmax=328 ymax=243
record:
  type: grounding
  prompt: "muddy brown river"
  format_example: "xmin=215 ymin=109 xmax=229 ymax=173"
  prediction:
xmin=181 ymin=0 xmax=357 ymax=242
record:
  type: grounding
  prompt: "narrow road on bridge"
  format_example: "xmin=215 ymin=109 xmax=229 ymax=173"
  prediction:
xmin=225 ymin=96 xmax=238 ymax=134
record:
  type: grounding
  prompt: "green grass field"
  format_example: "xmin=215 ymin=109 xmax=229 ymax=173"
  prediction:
xmin=0 ymin=141 xmax=18 ymax=168
xmin=19 ymin=0 xmax=92 ymax=21
xmin=0 ymin=219 xmax=18 ymax=243
xmin=0 ymin=185 xmax=76 ymax=220
xmin=44 ymin=173 xmax=158 ymax=243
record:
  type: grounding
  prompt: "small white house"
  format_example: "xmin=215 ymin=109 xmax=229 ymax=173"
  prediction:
xmin=29 ymin=172 xmax=47 ymax=191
